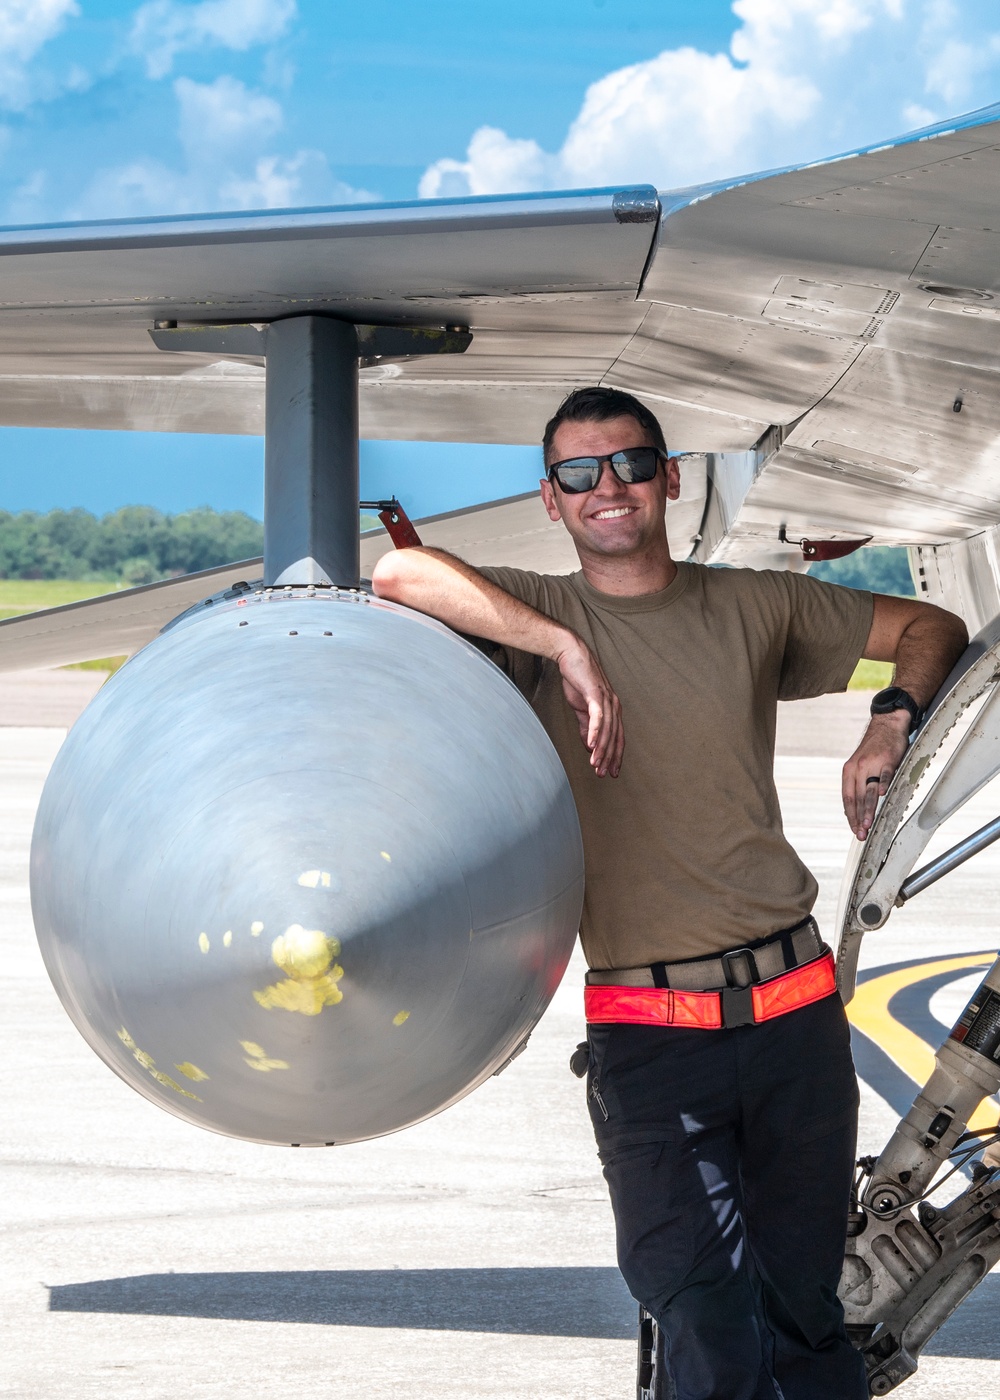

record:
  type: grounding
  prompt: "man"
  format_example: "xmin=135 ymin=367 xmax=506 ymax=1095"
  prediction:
xmin=372 ymin=387 xmax=967 ymax=1399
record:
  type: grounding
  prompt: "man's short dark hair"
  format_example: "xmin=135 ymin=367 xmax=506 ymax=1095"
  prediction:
xmin=542 ymin=387 xmax=666 ymax=464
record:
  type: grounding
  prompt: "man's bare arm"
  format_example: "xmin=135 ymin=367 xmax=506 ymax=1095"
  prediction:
xmin=373 ymin=547 xmax=624 ymax=777
xmin=843 ymin=595 xmax=968 ymax=840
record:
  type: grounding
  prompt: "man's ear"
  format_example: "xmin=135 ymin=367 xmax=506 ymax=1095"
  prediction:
xmin=665 ymin=456 xmax=681 ymax=502
xmin=540 ymin=477 xmax=562 ymax=522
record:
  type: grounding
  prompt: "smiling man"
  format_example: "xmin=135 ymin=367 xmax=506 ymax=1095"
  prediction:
xmin=372 ymin=386 xmax=966 ymax=1400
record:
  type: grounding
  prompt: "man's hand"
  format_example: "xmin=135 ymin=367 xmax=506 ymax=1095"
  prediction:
xmin=842 ymin=595 xmax=968 ymax=841
xmin=554 ymin=635 xmax=624 ymax=778
xmin=842 ymin=711 xmax=910 ymax=841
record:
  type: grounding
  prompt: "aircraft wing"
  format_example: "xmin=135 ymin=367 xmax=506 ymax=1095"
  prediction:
xmin=3 ymin=100 xmax=1000 ymax=656
xmin=0 ymin=186 xmax=660 ymax=444
xmin=0 ymin=104 xmax=994 ymax=469
xmin=0 ymin=560 xmax=264 ymax=672
xmin=0 ymin=491 xmax=598 ymax=671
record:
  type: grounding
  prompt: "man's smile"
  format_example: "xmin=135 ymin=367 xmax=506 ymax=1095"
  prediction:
xmin=590 ymin=505 xmax=638 ymax=520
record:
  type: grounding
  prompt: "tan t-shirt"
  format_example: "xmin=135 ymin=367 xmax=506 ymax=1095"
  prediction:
xmin=476 ymin=561 xmax=873 ymax=970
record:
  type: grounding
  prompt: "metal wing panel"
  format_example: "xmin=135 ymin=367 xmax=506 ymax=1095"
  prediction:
xmin=0 ymin=496 xmax=580 ymax=673
xmin=638 ymin=110 xmax=1000 ymax=559
xmin=0 ymin=560 xmax=263 ymax=673
xmin=0 ymin=371 xmax=265 ymax=435
xmin=700 ymin=348 xmax=1000 ymax=562
xmin=0 ymin=188 xmax=659 ymax=439
xmin=786 ymin=146 xmax=1000 ymax=231
xmin=0 ymin=189 xmax=658 ymax=297
xmin=0 ymin=475 xmax=708 ymax=675
xmin=609 ymin=301 xmax=861 ymax=427
xmin=3 ymin=110 xmax=1000 ymax=552
xmin=360 ymin=494 xmax=579 ymax=576
xmin=360 ymin=472 xmax=705 ymax=573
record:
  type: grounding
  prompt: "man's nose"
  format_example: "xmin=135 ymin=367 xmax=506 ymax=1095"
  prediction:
xmin=592 ymin=459 xmax=628 ymax=494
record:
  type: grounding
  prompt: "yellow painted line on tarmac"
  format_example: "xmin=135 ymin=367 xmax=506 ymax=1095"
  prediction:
xmin=847 ymin=953 xmax=1000 ymax=1132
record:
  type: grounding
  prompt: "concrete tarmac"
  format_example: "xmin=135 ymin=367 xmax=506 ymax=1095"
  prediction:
xmin=1 ymin=680 xmax=998 ymax=1398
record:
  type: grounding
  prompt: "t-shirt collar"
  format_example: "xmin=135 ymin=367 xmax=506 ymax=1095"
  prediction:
xmin=570 ymin=560 xmax=693 ymax=614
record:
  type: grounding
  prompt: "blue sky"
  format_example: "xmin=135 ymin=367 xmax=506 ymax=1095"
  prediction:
xmin=2 ymin=0 xmax=1000 ymax=520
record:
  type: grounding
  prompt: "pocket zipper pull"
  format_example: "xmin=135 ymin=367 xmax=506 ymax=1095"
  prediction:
xmin=591 ymin=1080 xmax=609 ymax=1121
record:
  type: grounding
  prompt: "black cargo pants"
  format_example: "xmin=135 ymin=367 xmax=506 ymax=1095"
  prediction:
xmin=588 ymin=990 xmax=868 ymax=1400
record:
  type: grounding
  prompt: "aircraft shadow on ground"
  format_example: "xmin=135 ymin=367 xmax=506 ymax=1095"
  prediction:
xmin=48 ymin=1266 xmax=1000 ymax=1357
xmin=48 ymin=1266 xmax=637 ymax=1338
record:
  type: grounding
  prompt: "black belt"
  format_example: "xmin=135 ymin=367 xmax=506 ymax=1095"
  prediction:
xmin=585 ymin=917 xmax=823 ymax=993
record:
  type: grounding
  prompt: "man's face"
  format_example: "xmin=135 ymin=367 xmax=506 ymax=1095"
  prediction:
xmin=540 ymin=414 xmax=680 ymax=558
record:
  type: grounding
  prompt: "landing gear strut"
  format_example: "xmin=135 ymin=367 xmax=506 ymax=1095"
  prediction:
xmin=836 ymin=618 xmax=1000 ymax=1393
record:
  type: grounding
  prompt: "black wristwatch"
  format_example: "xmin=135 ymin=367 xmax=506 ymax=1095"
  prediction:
xmin=870 ymin=685 xmax=925 ymax=734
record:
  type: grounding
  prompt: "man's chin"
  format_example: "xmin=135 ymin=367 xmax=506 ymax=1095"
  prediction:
xmin=576 ymin=527 xmax=647 ymax=557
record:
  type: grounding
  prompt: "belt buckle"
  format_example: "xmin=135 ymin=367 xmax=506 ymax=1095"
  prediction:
xmin=720 ymin=947 xmax=758 ymax=1029
xmin=721 ymin=946 xmax=760 ymax=989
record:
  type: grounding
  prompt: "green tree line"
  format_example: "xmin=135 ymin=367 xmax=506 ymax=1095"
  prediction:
xmin=0 ymin=505 xmax=918 ymax=595
xmin=0 ymin=506 xmax=264 ymax=584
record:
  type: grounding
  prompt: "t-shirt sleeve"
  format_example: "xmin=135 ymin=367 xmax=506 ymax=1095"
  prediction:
xmin=476 ymin=566 xmax=548 ymax=610
xmin=461 ymin=565 xmax=549 ymax=700
xmin=776 ymin=572 xmax=874 ymax=701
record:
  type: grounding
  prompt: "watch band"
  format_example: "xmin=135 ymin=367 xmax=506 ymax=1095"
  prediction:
xmin=870 ymin=685 xmax=924 ymax=734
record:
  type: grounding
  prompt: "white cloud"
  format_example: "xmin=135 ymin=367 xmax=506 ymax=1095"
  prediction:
xmin=219 ymin=151 xmax=367 ymax=210
xmin=71 ymin=74 xmax=375 ymax=219
xmin=78 ymin=157 xmax=181 ymax=217
xmin=131 ymin=0 xmax=296 ymax=80
xmin=923 ymin=34 xmax=1000 ymax=107
xmin=902 ymin=102 xmax=937 ymax=128
xmin=0 ymin=0 xmax=79 ymax=109
xmin=7 ymin=167 xmax=47 ymax=222
xmin=420 ymin=0 xmax=1000 ymax=198
xmin=175 ymin=75 xmax=282 ymax=161
xmin=422 ymin=126 xmax=555 ymax=198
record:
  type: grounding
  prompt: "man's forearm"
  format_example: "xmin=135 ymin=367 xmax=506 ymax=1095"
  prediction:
xmin=892 ymin=608 xmax=968 ymax=708
xmin=373 ymin=546 xmax=625 ymax=777
xmin=372 ymin=546 xmax=576 ymax=662
xmin=844 ymin=601 xmax=969 ymax=839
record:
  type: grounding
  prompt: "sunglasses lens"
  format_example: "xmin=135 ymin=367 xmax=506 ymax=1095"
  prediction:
xmin=549 ymin=447 xmax=663 ymax=493
xmin=554 ymin=460 xmax=601 ymax=493
xmin=611 ymin=447 xmax=659 ymax=483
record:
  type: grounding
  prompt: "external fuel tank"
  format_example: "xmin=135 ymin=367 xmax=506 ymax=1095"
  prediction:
xmin=30 ymin=587 xmax=584 ymax=1145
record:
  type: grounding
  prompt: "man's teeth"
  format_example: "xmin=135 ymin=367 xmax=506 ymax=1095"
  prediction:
xmin=593 ymin=507 xmax=636 ymax=519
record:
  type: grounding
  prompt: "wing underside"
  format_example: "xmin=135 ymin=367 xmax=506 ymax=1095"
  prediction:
xmin=4 ymin=106 xmax=1000 ymax=657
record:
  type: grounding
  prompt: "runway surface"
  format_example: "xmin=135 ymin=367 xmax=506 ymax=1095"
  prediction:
xmin=2 ymin=679 xmax=998 ymax=1398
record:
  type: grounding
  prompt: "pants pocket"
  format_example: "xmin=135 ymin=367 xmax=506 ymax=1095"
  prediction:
xmin=598 ymin=1140 xmax=693 ymax=1310
xmin=586 ymin=1024 xmax=617 ymax=1126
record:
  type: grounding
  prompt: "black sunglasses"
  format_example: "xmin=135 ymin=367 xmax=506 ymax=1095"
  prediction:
xmin=546 ymin=445 xmax=666 ymax=495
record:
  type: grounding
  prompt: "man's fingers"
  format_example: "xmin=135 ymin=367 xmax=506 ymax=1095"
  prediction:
xmin=851 ymin=778 xmax=873 ymax=828
xmin=588 ymin=693 xmax=612 ymax=774
xmin=556 ymin=646 xmax=623 ymax=777
xmin=605 ymin=693 xmax=624 ymax=777
xmin=586 ymin=696 xmax=603 ymax=755
xmin=586 ymin=685 xmax=625 ymax=777
xmin=590 ymin=691 xmax=614 ymax=775
xmin=841 ymin=766 xmax=854 ymax=830
xmin=842 ymin=718 xmax=909 ymax=840
xmin=844 ymin=756 xmax=895 ymax=840
xmin=842 ymin=760 xmax=871 ymax=840
xmin=842 ymin=763 xmax=863 ymax=836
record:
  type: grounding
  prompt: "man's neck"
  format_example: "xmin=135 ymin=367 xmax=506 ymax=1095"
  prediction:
xmin=576 ymin=541 xmax=678 ymax=597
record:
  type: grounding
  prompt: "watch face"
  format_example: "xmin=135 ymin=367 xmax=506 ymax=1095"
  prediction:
xmin=871 ymin=686 xmax=922 ymax=729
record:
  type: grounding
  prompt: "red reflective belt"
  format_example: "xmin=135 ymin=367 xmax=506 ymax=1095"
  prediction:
xmin=584 ymin=952 xmax=837 ymax=1029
